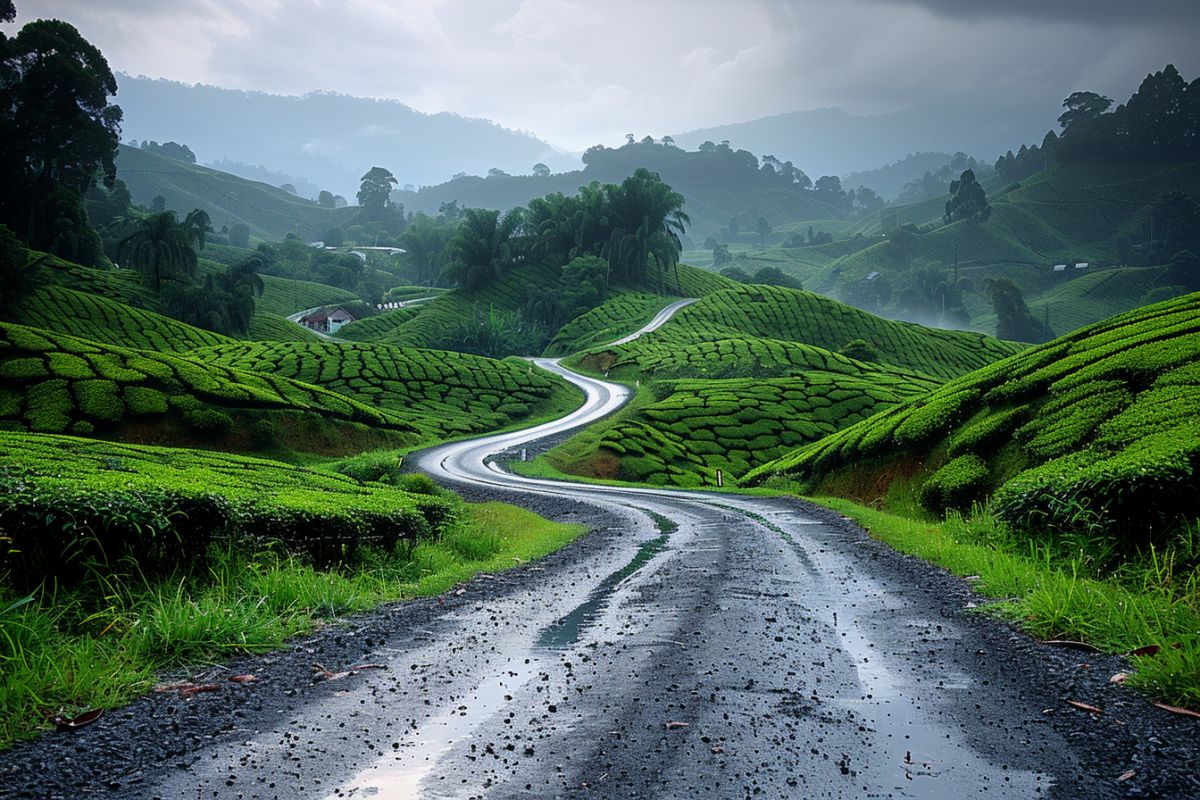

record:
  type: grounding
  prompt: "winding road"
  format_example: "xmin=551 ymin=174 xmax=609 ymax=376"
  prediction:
xmin=9 ymin=301 xmax=1197 ymax=799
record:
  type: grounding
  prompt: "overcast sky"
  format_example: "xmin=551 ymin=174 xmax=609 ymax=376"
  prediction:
xmin=5 ymin=0 xmax=1199 ymax=152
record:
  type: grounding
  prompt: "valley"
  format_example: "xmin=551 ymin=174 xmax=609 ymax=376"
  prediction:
xmin=0 ymin=4 xmax=1198 ymax=797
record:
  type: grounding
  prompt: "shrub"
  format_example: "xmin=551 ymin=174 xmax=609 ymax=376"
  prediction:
xmin=74 ymin=380 xmax=124 ymax=423
xmin=182 ymin=408 xmax=233 ymax=435
xmin=124 ymin=386 xmax=168 ymax=415
xmin=919 ymin=455 xmax=991 ymax=516
xmin=334 ymin=451 xmax=405 ymax=485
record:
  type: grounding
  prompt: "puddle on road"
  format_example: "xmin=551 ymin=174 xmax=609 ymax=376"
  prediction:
xmin=322 ymin=655 xmax=544 ymax=800
xmin=323 ymin=510 xmax=675 ymax=799
xmin=536 ymin=530 xmax=669 ymax=649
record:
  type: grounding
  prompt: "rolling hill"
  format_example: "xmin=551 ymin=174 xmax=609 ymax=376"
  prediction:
xmin=115 ymin=145 xmax=348 ymax=241
xmin=746 ymin=292 xmax=1200 ymax=541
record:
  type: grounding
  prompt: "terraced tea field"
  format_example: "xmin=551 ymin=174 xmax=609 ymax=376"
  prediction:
xmin=578 ymin=284 xmax=1022 ymax=381
xmin=0 ymin=322 xmax=414 ymax=448
xmin=10 ymin=285 xmax=233 ymax=351
xmin=748 ymin=292 xmax=1200 ymax=538
xmin=191 ymin=340 xmax=579 ymax=439
xmin=590 ymin=368 xmax=937 ymax=486
xmin=543 ymin=293 xmax=672 ymax=356
xmin=337 ymin=305 xmax=428 ymax=343
xmin=0 ymin=432 xmax=452 ymax=582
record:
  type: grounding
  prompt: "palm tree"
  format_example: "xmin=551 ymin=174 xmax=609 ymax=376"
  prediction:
xmin=442 ymin=207 xmax=527 ymax=291
xmin=117 ymin=211 xmax=197 ymax=292
xmin=184 ymin=209 xmax=213 ymax=250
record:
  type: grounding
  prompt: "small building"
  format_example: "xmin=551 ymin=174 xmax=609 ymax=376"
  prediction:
xmin=1075 ymin=262 xmax=1089 ymax=270
xmin=1052 ymin=264 xmax=1067 ymax=272
xmin=299 ymin=307 xmax=357 ymax=334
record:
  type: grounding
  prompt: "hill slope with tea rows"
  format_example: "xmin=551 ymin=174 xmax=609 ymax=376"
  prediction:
xmin=573 ymin=284 xmax=1023 ymax=381
xmin=0 ymin=322 xmax=420 ymax=453
xmin=747 ymin=292 xmax=1200 ymax=540
xmin=191 ymin=340 xmax=579 ymax=440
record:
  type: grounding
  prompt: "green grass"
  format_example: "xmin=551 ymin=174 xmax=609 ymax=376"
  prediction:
xmin=749 ymin=292 xmax=1200 ymax=540
xmin=574 ymin=284 xmax=1023 ymax=382
xmin=190 ymin=339 xmax=580 ymax=441
xmin=0 ymin=321 xmax=416 ymax=450
xmin=815 ymin=497 xmax=1200 ymax=708
xmin=0 ymin=497 xmax=583 ymax=747
xmin=247 ymin=312 xmax=322 ymax=343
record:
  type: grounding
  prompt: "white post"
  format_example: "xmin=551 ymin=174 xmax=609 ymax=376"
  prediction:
xmin=716 ymin=470 xmax=723 ymax=488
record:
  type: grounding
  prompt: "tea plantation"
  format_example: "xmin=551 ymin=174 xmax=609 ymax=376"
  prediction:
xmin=578 ymin=284 xmax=1023 ymax=381
xmin=190 ymin=339 xmax=578 ymax=439
xmin=336 ymin=305 xmax=428 ymax=343
xmin=543 ymin=293 xmax=672 ymax=356
xmin=0 ymin=432 xmax=453 ymax=585
xmin=9 ymin=285 xmax=233 ymax=351
xmin=591 ymin=366 xmax=938 ymax=486
xmin=747 ymin=292 xmax=1200 ymax=540
xmin=0 ymin=322 xmax=416 ymax=447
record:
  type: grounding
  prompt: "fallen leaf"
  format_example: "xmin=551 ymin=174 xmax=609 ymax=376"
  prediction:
xmin=1066 ymin=700 xmax=1102 ymax=714
xmin=1109 ymin=672 xmax=1129 ymax=684
xmin=229 ymin=674 xmax=258 ymax=684
xmin=1152 ymin=702 xmax=1200 ymax=719
xmin=154 ymin=681 xmax=194 ymax=693
xmin=1130 ymin=644 xmax=1161 ymax=657
xmin=710 ymin=745 xmax=724 ymax=754
xmin=1117 ymin=771 xmax=1135 ymax=782
xmin=665 ymin=721 xmax=689 ymax=730
xmin=180 ymin=684 xmax=222 ymax=696
xmin=1044 ymin=640 xmax=1102 ymax=652
xmin=53 ymin=708 xmax=104 ymax=731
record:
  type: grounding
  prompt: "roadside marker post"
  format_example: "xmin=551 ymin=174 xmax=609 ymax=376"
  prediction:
xmin=716 ymin=470 xmax=723 ymax=488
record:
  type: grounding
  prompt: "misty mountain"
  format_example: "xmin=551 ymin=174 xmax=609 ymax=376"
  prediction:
xmin=842 ymin=152 xmax=958 ymax=201
xmin=112 ymin=75 xmax=578 ymax=200
xmin=394 ymin=141 xmax=846 ymax=239
xmin=670 ymin=105 xmax=1053 ymax=181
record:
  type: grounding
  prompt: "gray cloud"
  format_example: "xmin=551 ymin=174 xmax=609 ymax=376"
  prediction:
xmin=5 ymin=0 xmax=1197 ymax=159
xmin=874 ymin=0 xmax=1200 ymax=24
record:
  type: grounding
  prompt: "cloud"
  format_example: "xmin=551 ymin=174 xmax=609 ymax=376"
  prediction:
xmin=6 ymin=0 xmax=1197 ymax=155
xmin=873 ymin=0 xmax=1200 ymax=24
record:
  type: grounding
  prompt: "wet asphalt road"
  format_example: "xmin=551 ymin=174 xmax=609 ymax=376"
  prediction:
xmin=2 ymin=301 xmax=1197 ymax=798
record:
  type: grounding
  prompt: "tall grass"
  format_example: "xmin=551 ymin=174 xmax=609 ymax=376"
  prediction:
xmin=0 ymin=502 xmax=583 ymax=747
xmin=817 ymin=498 xmax=1200 ymax=708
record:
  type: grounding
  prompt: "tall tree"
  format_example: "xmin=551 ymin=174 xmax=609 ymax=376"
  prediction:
xmin=944 ymin=169 xmax=991 ymax=223
xmin=117 ymin=211 xmax=197 ymax=292
xmin=1058 ymin=91 xmax=1113 ymax=133
xmin=442 ymin=207 xmax=526 ymax=291
xmin=985 ymin=278 xmax=1052 ymax=343
xmin=184 ymin=208 xmax=212 ymax=250
xmin=0 ymin=18 xmax=122 ymax=251
xmin=357 ymin=166 xmax=396 ymax=217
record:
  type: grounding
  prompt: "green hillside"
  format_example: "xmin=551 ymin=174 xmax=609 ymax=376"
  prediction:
xmin=0 ymin=432 xmax=453 ymax=583
xmin=806 ymin=161 xmax=1200 ymax=318
xmin=564 ymin=362 xmax=936 ymax=487
xmin=337 ymin=305 xmax=429 ymax=343
xmin=395 ymin=140 xmax=848 ymax=237
xmin=9 ymin=285 xmax=233 ymax=352
xmin=747 ymin=292 xmax=1200 ymax=540
xmin=0 ymin=322 xmax=415 ymax=452
xmin=543 ymin=293 xmax=671 ymax=356
xmin=191 ymin=340 xmax=579 ymax=440
xmin=115 ymin=145 xmax=348 ymax=241
xmin=575 ymin=284 xmax=1023 ymax=381
xmin=364 ymin=262 xmax=733 ymax=355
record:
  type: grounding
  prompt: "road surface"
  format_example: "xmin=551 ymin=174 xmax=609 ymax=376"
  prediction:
xmin=3 ymin=300 xmax=1196 ymax=799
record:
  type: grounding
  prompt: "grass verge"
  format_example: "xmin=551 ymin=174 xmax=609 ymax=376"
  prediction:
xmin=0 ymin=501 xmax=584 ymax=748
xmin=813 ymin=496 xmax=1200 ymax=709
